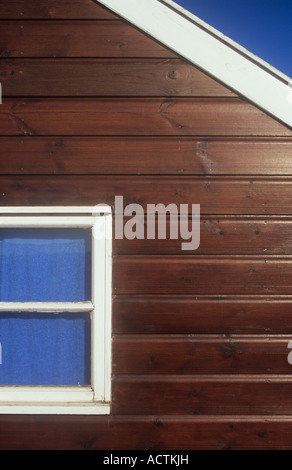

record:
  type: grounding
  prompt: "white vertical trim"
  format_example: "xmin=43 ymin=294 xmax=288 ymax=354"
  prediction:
xmin=104 ymin=212 xmax=112 ymax=403
xmin=97 ymin=0 xmax=292 ymax=128
xmin=91 ymin=215 xmax=110 ymax=403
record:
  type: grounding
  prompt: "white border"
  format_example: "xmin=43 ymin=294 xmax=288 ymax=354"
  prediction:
xmin=0 ymin=206 xmax=112 ymax=415
xmin=96 ymin=0 xmax=292 ymax=128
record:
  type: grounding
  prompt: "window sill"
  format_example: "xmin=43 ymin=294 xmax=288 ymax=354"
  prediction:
xmin=0 ymin=386 xmax=110 ymax=415
xmin=0 ymin=402 xmax=110 ymax=415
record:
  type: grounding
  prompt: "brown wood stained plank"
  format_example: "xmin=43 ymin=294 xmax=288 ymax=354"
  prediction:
xmin=2 ymin=175 xmax=292 ymax=214
xmin=115 ymin=216 xmax=292 ymax=255
xmin=0 ymin=98 xmax=289 ymax=136
xmin=113 ymin=255 xmax=292 ymax=295
xmin=112 ymin=375 xmax=292 ymax=415
xmin=113 ymin=295 xmax=292 ymax=335
xmin=1 ymin=415 xmax=292 ymax=450
xmin=0 ymin=59 xmax=235 ymax=97
xmin=187 ymin=136 xmax=292 ymax=175
xmin=1 ymin=137 xmax=292 ymax=175
xmin=0 ymin=0 xmax=116 ymax=19
xmin=112 ymin=335 xmax=292 ymax=375
xmin=0 ymin=21 xmax=176 ymax=58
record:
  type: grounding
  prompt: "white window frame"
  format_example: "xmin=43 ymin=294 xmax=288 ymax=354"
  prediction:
xmin=0 ymin=205 xmax=112 ymax=415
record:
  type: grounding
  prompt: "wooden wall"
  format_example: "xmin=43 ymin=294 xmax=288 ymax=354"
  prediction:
xmin=1 ymin=0 xmax=292 ymax=450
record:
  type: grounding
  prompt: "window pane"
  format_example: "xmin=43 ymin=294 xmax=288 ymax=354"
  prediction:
xmin=0 ymin=312 xmax=91 ymax=386
xmin=0 ymin=228 xmax=92 ymax=302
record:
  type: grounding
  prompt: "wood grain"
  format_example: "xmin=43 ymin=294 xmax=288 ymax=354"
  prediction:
xmin=112 ymin=335 xmax=292 ymax=375
xmin=0 ymin=59 xmax=235 ymax=97
xmin=0 ymin=21 xmax=176 ymax=58
xmin=0 ymin=98 xmax=289 ymax=136
xmin=113 ymin=255 xmax=292 ymax=295
xmin=112 ymin=295 xmax=292 ymax=335
xmin=1 ymin=175 xmax=292 ymax=214
xmin=0 ymin=0 xmax=116 ymax=19
xmin=112 ymin=375 xmax=292 ymax=415
xmin=115 ymin=216 xmax=292 ymax=255
xmin=1 ymin=137 xmax=292 ymax=175
xmin=0 ymin=415 xmax=292 ymax=450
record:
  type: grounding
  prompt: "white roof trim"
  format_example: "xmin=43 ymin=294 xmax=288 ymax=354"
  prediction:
xmin=96 ymin=0 xmax=292 ymax=129
xmin=163 ymin=0 xmax=291 ymax=84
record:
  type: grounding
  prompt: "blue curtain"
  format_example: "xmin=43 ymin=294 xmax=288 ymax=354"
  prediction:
xmin=0 ymin=228 xmax=92 ymax=385
xmin=0 ymin=228 xmax=92 ymax=302
xmin=0 ymin=312 xmax=91 ymax=385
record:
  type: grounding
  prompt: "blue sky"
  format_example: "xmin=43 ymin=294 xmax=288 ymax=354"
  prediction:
xmin=174 ymin=0 xmax=292 ymax=78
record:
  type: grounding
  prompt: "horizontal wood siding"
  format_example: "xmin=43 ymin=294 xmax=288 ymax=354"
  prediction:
xmin=113 ymin=255 xmax=292 ymax=295
xmin=112 ymin=376 xmax=292 ymax=415
xmin=0 ymin=98 xmax=289 ymax=136
xmin=0 ymin=1 xmax=116 ymax=19
xmin=112 ymin=335 xmax=292 ymax=375
xmin=0 ymin=21 xmax=176 ymax=58
xmin=0 ymin=137 xmax=292 ymax=175
xmin=115 ymin=216 xmax=292 ymax=254
xmin=0 ymin=59 xmax=236 ymax=97
xmin=1 ymin=176 xmax=292 ymax=214
xmin=112 ymin=295 xmax=292 ymax=335
xmin=1 ymin=415 xmax=292 ymax=450
xmin=1 ymin=0 xmax=292 ymax=450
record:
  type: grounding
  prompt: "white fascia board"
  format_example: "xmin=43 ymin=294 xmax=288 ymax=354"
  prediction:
xmin=163 ymin=0 xmax=292 ymax=84
xmin=97 ymin=0 xmax=292 ymax=129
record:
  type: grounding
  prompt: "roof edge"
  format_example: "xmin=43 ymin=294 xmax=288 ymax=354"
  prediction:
xmin=96 ymin=0 xmax=292 ymax=129
xmin=160 ymin=0 xmax=292 ymax=85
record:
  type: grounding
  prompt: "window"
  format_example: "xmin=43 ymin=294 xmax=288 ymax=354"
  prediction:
xmin=0 ymin=205 xmax=112 ymax=415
